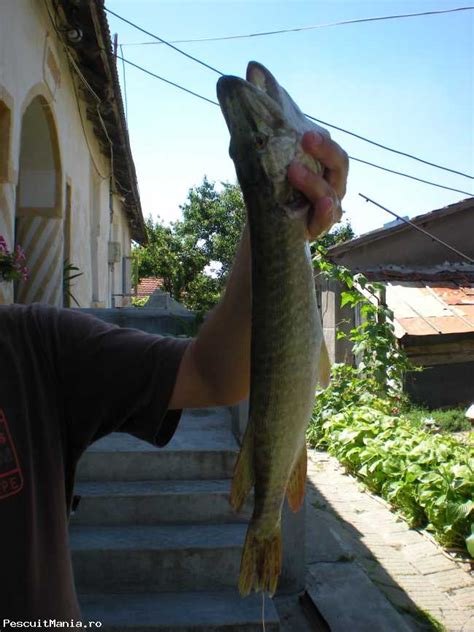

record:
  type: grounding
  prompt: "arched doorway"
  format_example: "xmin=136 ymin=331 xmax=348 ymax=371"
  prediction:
xmin=15 ymin=95 xmax=62 ymax=305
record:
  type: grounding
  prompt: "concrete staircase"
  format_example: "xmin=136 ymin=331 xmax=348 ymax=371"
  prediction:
xmin=70 ymin=407 xmax=280 ymax=631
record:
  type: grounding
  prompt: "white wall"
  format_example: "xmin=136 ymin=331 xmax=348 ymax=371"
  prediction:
xmin=0 ymin=0 xmax=134 ymax=307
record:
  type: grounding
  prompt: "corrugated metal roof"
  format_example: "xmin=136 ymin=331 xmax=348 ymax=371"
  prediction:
xmin=385 ymin=281 xmax=474 ymax=337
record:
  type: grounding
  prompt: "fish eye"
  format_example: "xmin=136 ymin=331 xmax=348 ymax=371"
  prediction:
xmin=254 ymin=133 xmax=268 ymax=150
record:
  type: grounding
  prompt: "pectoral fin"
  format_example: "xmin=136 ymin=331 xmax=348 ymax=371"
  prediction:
xmin=286 ymin=443 xmax=307 ymax=512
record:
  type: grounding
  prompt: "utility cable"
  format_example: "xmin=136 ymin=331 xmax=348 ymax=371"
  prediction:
xmin=117 ymin=54 xmax=220 ymax=107
xmin=114 ymin=52 xmax=474 ymax=197
xmin=351 ymin=157 xmax=472 ymax=197
xmin=108 ymin=7 xmax=473 ymax=181
xmin=104 ymin=6 xmax=224 ymax=76
xmin=121 ymin=6 xmax=474 ymax=45
xmin=305 ymin=114 xmax=473 ymax=180
xmin=359 ymin=193 xmax=474 ymax=263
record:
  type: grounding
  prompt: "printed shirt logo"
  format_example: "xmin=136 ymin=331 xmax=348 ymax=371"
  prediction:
xmin=0 ymin=409 xmax=24 ymax=499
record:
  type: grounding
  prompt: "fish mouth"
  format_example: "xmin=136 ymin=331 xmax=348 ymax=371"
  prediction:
xmin=246 ymin=61 xmax=281 ymax=98
xmin=216 ymin=62 xmax=321 ymax=219
xmin=216 ymin=69 xmax=285 ymax=138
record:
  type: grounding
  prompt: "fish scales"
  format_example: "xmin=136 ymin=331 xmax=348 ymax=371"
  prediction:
xmin=217 ymin=61 xmax=333 ymax=597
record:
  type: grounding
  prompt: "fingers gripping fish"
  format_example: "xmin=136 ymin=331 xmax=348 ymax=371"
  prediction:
xmin=217 ymin=62 xmax=333 ymax=597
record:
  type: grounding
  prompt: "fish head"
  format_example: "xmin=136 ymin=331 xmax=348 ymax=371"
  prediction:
xmin=217 ymin=62 xmax=329 ymax=219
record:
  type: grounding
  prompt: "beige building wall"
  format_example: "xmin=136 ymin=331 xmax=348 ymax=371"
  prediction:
xmin=0 ymin=0 xmax=133 ymax=307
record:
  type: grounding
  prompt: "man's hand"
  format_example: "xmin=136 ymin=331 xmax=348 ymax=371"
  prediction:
xmin=287 ymin=131 xmax=349 ymax=240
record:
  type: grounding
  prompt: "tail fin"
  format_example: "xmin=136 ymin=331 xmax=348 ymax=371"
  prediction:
xmin=238 ymin=523 xmax=282 ymax=597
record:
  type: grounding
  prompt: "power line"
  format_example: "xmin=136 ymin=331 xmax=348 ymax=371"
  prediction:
xmin=114 ymin=52 xmax=473 ymax=198
xmin=117 ymin=54 xmax=219 ymax=106
xmin=305 ymin=114 xmax=473 ymax=180
xmin=104 ymin=6 xmax=224 ymax=76
xmin=108 ymin=7 xmax=473 ymax=181
xmin=120 ymin=6 xmax=474 ymax=45
xmin=351 ymin=157 xmax=472 ymax=197
xmin=359 ymin=193 xmax=474 ymax=263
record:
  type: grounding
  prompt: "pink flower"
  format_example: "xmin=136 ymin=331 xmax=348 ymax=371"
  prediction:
xmin=15 ymin=245 xmax=26 ymax=261
xmin=0 ymin=234 xmax=29 ymax=282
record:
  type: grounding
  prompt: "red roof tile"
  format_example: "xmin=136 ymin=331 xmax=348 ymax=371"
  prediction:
xmin=136 ymin=277 xmax=162 ymax=298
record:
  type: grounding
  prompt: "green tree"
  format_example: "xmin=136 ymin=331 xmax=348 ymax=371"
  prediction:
xmin=135 ymin=178 xmax=246 ymax=315
xmin=177 ymin=177 xmax=247 ymax=282
xmin=310 ymin=220 xmax=354 ymax=256
xmin=135 ymin=176 xmax=354 ymax=316
xmin=135 ymin=216 xmax=207 ymax=302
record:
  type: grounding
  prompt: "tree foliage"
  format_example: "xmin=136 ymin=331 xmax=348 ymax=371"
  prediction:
xmin=135 ymin=177 xmax=246 ymax=315
xmin=135 ymin=177 xmax=354 ymax=316
xmin=314 ymin=221 xmax=354 ymax=251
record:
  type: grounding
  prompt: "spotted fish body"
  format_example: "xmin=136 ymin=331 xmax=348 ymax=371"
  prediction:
xmin=217 ymin=62 xmax=333 ymax=596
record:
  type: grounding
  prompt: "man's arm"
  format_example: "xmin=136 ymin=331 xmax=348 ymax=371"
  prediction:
xmin=168 ymin=131 xmax=349 ymax=410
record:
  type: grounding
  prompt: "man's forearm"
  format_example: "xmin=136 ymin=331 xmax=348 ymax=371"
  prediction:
xmin=191 ymin=224 xmax=252 ymax=405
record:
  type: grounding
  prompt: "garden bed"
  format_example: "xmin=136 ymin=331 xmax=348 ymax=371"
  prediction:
xmin=308 ymin=400 xmax=473 ymax=555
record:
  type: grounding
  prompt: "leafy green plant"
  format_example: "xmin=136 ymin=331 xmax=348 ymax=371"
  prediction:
xmin=308 ymin=247 xmax=412 ymax=446
xmin=63 ymin=260 xmax=83 ymax=307
xmin=314 ymin=404 xmax=473 ymax=550
xmin=402 ymin=405 xmax=471 ymax=434
xmin=308 ymin=248 xmax=473 ymax=554
xmin=131 ymin=296 xmax=150 ymax=308
xmin=315 ymin=246 xmax=414 ymax=396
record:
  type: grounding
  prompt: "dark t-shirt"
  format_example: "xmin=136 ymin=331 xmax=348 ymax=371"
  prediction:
xmin=0 ymin=303 xmax=190 ymax=618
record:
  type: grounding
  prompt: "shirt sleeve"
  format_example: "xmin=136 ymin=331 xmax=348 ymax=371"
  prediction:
xmin=48 ymin=307 xmax=191 ymax=450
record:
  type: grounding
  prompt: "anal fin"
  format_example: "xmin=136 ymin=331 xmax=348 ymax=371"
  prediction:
xmin=230 ymin=423 xmax=255 ymax=512
xmin=286 ymin=443 xmax=307 ymax=512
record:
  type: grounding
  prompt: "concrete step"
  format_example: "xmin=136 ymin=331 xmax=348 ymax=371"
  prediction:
xmin=76 ymin=409 xmax=239 ymax=482
xmin=78 ymin=591 xmax=279 ymax=631
xmin=72 ymin=479 xmax=252 ymax=525
xmin=307 ymin=564 xmax=415 ymax=632
xmin=71 ymin=524 xmax=247 ymax=593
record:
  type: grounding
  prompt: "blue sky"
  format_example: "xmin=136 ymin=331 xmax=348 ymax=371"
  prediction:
xmin=106 ymin=1 xmax=473 ymax=237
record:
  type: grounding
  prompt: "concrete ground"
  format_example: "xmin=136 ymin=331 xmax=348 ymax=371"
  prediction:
xmin=297 ymin=449 xmax=474 ymax=632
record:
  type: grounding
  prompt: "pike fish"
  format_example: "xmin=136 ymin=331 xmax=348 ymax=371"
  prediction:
xmin=217 ymin=62 xmax=337 ymax=597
